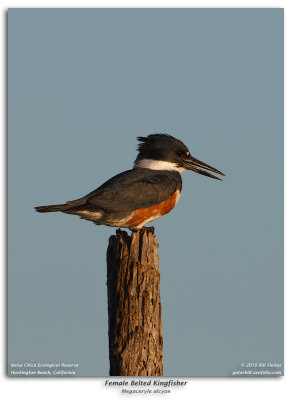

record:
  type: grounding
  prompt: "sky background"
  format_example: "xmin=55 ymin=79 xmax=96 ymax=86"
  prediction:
xmin=8 ymin=8 xmax=283 ymax=376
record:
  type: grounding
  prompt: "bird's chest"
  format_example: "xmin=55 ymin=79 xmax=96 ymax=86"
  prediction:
xmin=124 ymin=189 xmax=181 ymax=229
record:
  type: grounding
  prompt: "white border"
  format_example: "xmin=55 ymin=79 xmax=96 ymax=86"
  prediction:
xmin=1 ymin=1 xmax=290 ymax=399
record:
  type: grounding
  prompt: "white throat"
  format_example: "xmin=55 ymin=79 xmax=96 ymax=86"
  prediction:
xmin=134 ymin=159 xmax=185 ymax=173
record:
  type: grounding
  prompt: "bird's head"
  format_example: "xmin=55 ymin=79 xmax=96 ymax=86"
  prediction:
xmin=134 ymin=133 xmax=225 ymax=180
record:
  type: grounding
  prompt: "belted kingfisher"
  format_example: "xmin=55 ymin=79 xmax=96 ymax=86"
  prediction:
xmin=35 ymin=134 xmax=224 ymax=230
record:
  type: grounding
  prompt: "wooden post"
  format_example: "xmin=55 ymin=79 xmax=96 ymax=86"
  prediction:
xmin=106 ymin=228 xmax=163 ymax=376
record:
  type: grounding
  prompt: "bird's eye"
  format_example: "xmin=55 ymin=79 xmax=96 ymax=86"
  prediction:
xmin=177 ymin=150 xmax=186 ymax=156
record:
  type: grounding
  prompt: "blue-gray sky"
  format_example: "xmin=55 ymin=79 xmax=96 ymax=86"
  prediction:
xmin=8 ymin=8 xmax=283 ymax=376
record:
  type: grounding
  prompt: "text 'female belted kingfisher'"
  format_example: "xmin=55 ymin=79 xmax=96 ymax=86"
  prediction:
xmin=35 ymin=134 xmax=225 ymax=230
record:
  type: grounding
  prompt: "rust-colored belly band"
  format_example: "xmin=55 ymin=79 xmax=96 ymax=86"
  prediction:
xmin=124 ymin=189 xmax=180 ymax=228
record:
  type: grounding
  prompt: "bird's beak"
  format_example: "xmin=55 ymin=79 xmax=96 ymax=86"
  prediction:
xmin=182 ymin=155 xmax=225 ymax=181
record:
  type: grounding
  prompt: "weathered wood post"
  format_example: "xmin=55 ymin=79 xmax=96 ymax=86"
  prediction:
xmin=106 ymin=228 xmax=163 ymax=376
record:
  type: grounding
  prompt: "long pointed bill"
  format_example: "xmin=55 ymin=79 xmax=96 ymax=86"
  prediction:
xmin=183 ymin=155 xmax=225 ymax=181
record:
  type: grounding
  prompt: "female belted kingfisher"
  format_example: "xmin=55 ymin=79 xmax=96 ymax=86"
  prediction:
xmin=35 ymin=134 xmax=224 ymax=230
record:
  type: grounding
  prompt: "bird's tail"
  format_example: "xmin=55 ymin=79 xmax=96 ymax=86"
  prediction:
xmin=35 ymin=204 xmax=68 ymax=213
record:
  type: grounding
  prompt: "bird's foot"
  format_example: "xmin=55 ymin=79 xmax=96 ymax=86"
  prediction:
xmin=139 ymin=226 xmax=155 ymax=234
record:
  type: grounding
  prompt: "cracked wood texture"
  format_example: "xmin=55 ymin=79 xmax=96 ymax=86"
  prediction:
xmin=106 ymin=229 xmax=163 ymax=376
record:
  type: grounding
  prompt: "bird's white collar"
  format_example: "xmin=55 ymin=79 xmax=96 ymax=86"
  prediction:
xmin=134 ymin=159 xmax=185 ymax=173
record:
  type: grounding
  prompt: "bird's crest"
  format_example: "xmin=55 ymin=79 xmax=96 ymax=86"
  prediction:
xmin=136 ymin=134 xmax=176 ymax=153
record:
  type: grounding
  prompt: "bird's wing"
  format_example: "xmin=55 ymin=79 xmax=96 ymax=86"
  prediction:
xmin=83 ymin=169 xmax=181 ymax=212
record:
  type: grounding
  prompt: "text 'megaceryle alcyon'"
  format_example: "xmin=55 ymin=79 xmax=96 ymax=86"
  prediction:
xmin=35 ymin=134 xmax=224 ymax=230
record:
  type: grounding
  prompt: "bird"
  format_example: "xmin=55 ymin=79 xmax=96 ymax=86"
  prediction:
xmin=35 ymin=134 xmax=224 ymax=230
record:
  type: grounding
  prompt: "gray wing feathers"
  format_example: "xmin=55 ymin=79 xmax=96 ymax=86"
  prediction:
xmin=74 ymin=169 xmax=181 ymax=213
